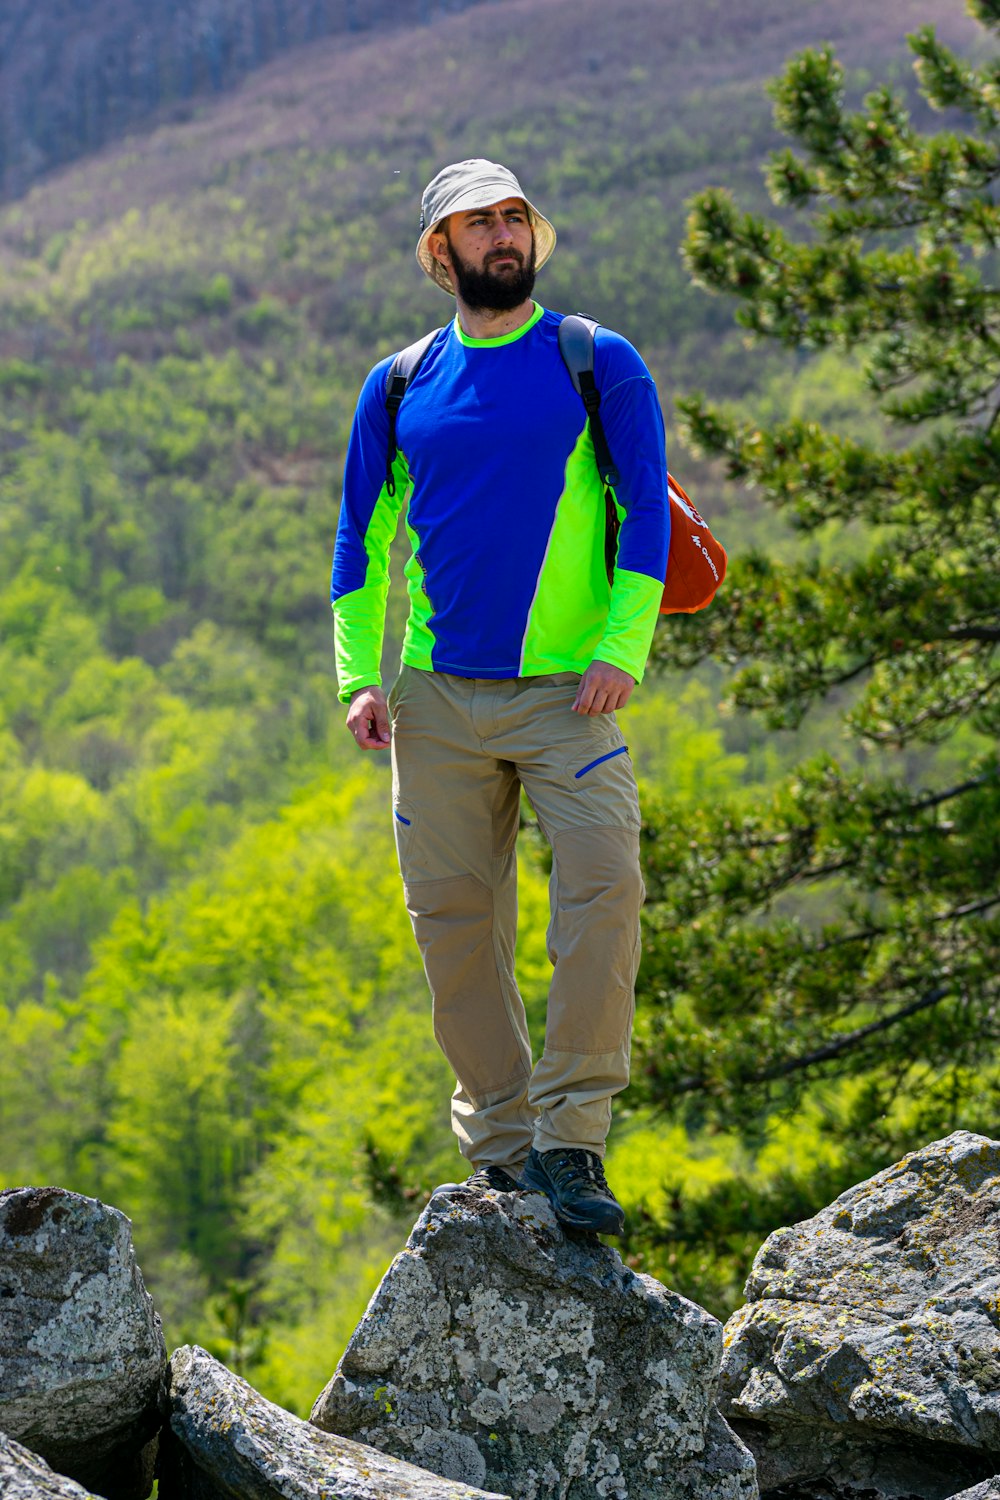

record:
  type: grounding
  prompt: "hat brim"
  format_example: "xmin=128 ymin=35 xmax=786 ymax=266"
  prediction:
xmin=416 ymin=196 xmax=557 ymax=295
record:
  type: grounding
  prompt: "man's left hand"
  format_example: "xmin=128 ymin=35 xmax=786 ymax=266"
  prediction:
xmin=572 ymin=660 xmax=635 ymax=715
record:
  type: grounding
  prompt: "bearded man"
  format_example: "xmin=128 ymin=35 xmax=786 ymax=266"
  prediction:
xmin=331 ymin=159 xmax=670 ymax=1235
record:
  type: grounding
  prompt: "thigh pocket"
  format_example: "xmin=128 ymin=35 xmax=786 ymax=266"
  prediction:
xmin=392 ymin=800 xmax=416 ymax=867
xmin=572 ymin=743 xmax=630 ymax=783
xmin=562 ymin=741 xmax=641 ymax=829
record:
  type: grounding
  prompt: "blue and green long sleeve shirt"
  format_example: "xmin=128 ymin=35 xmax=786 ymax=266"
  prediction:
xmin=331 ymin=303 xmax=670 ymax=701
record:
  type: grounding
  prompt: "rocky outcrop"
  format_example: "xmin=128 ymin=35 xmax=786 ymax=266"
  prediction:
xmin=158 ymin=1343 xmax=511 ymax=1498
xmin=719 ymin=1131 xmax=1000 ymax=1500
xmin=0 ymin=1431 xmax=101 ymax=1498
xmin=311 ymin=1184 xmax=757 ymax=1500
xmin=0 ymin=1186 xmax=166 ymax=1500
xmin=8 ymin=1134 xmax=1000 ymax=1500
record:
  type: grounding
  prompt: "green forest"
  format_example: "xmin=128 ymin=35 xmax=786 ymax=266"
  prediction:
xmin=0 ymin=0 xmax=996 ymax=1419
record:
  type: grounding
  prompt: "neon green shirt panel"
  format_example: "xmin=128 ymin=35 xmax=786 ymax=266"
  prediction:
xmin=518 ymin=421 xmax=609 ymax=676
xmin=400 ymin=497 xmax=436 ymax=671
xmin=333 ymin=454 xmax=410 ymax=702
xmin=518 ymin=422 xmax=661 ymax=683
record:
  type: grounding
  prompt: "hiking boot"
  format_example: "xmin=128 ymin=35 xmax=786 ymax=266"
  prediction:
xmin=431 ymin=1164 xmax=523 ymax=1197
xmin=521 ymin=1147 xmax=625 ymax=1236
xmin=464 ymin=1164 xmax=523 ymax=1193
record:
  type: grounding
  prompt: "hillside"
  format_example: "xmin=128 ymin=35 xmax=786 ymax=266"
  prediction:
xmin=0 ymin=0 xmax=992 ymax=1415
xmin=0 ymin=0 xmax=504 ymax=202
xmin=1 ymin=0 xmax=983 ymax=380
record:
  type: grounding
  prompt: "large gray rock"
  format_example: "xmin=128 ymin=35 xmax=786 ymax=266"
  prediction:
xmin=0 ymin=1431 xmax=100 ymax=1498
xmin=311 ymin=1185 xmax=756 ymax=1500
xmin=0 ymin=1185 xmax=166 ymax=1500
xmin=948 ymin=1482 xmax=1000 ymax=1500
xmin=720 ymin=1131 xmax=1000 ymax=1499
xmin=158 ymin=1343 xmax=511 ymax=1498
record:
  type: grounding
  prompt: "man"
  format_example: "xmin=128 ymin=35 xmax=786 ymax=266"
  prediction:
xmin=331 ymin=159 xmax=670 ymax=1236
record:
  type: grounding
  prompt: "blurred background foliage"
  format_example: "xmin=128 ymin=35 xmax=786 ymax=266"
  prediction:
xmin=0 ymin=0 xmax=995 ymax=1414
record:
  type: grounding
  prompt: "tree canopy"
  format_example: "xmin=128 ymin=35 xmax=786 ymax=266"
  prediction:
xmin=638 ymin=1 xmax=999 ymax=1171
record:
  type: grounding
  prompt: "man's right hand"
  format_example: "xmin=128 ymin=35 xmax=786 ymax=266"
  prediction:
xmin=346 ymin=685 xmax=391 ymax=750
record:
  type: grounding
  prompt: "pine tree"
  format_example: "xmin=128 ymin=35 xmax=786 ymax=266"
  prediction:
xmin=638 ymin=1 xmax=1000 ymax=1157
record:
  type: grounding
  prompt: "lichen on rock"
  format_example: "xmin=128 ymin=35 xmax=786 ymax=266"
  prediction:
xmin=720 ymin=1131 xmax=1000 ymax=1499
xmin=159 ymin=1343 xmax=512 ymax=1498
xmin=310 ymin=1186 xmax=756 ymax=1499
xmin=0 ymin=1185 xmax=166 ymax=1500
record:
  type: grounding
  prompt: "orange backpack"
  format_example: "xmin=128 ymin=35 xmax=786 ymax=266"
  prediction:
xmin=661 ymin=473 xmax=727 ymax=614
xmin=558 ymin=314 xmax=727 ymax=614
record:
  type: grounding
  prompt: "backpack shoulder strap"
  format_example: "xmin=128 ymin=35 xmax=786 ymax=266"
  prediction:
xmin=557 ymin=313 xmax=600 ymax=395
xmin=386 ymin=326 xmax=445 ymax=398
xmin=383 ymin=326 xmax=445 ymax=497
xmin=558 ymin=312 xmax=622 ymax=587
xmin=557 ymin=313 xmax=620 ymax=488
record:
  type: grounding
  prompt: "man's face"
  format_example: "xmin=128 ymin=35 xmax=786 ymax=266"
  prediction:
xmin=431 ymin=198 xmax=536 ymax=311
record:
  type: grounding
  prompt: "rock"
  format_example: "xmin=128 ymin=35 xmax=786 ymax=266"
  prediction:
xmin=158 ymin=1343 xmax=511 ymax=1498
xmin=310 ymin=1186 xmax=757 ymax=1500
xmin=719 ymin=1131 xmax=1000 ymax=1499
xmin=0 ymin=1431 xmax=101 ymax=1498
xmin=734 ymin=1420 xmax=996 ymax=1500
xmin=0 ymin=1185 xmax=166 ymax=1500
xmin=948 ymin=1482 xmax=1000 ymax=1500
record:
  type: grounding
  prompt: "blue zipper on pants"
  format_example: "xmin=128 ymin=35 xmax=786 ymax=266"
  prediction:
xmin=574 ymin=745 xmax=628 ymax=780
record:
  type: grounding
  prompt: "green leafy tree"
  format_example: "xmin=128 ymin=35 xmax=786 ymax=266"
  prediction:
xmin=637 ymin=3 xmax=1000 ymax=1162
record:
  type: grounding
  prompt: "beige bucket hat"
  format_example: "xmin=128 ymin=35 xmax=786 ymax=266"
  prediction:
xmin=416 ymin=158 xmax=557 ymax=295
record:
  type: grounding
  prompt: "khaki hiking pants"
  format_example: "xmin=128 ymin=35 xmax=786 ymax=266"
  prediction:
xmin=388 ymin=666 xmax=644 ymax=1170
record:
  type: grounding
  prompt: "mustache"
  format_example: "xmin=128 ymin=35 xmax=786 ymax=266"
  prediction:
xmin=485 ymin=248 xmax=524 ymax=268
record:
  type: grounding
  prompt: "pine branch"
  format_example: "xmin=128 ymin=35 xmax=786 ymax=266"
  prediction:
xmin=753 ymin=984 xmax=957 ymax=1081
xmin=942 ymin=894 xmax=1000 ymax=920
xmin=863 ymin=666 xmax=1000 ymax=743
xmin=890 ymin=771 xmax=998 ymax=815
xmin=947 ymin=624 xmax=1000 ymax=642
xmin=672 ymin=982 xmax=963 ymax=1095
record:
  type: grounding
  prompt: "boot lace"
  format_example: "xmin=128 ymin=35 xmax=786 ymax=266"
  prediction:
xmin=466 ymin=1165 xmax=521 ymax=1193
xmin=544 ymin=1149 xmax=614 ymax=1197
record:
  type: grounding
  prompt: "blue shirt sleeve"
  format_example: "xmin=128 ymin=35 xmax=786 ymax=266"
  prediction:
xmin=330 ymin=354 xmax=409 ymax=701
xmin=593 ymin=328 xmax=670 ymax=582
xmin=331 ymin=354 xmax=396 ymax=605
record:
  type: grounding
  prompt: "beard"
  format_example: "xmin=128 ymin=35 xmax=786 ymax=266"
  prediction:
xmin=445 ymin=233 xmax=537 ymax=312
